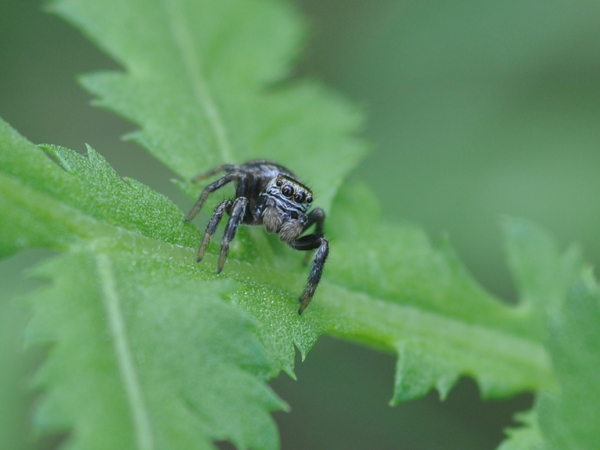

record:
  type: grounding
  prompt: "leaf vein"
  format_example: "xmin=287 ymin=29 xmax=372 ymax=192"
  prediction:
xmin=96 ymin=253 xmax=154 ymax=450
xmin=163 ymin=0 xmax=234 ymax=163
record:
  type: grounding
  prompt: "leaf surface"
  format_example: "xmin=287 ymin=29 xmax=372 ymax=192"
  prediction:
xmin=1 ymin=118 xmax=288 ymax=449
xmin=322 ymin=187 xmax=580 ymax=401
xmin=29 ymin=251 xmax=284 ymax=450
xmin=536 ymin=272 xmax=600 ymax=449
xmin=497 ymin=272 xmax=600 ymax=450
xmin=496 ymin=411 xmax=543 ymax=450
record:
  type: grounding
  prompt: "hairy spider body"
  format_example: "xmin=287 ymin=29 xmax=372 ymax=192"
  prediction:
xmin=185 ymin=160 xmax=329 ymax=314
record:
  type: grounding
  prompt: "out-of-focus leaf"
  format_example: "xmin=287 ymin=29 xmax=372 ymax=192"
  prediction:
xmin=536 ymin=272 xmax=600 ymax=449
xmin=321 ymin=185 xmax=580 ymax=402
xmin=498 ymin=271 xmax=600 ymax=450
xmin=496 ymin=411 xmax=543 ymax=450
xmin=50 ymin=0 xmax=365 ymax=210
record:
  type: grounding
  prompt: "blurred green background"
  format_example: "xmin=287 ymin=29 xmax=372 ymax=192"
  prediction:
xmin=2 ymin=0 xmax=599 ymax=449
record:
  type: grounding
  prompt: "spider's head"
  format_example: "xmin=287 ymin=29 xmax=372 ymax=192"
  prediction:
xmin=262 ymin=175 xmax=313 ymax=241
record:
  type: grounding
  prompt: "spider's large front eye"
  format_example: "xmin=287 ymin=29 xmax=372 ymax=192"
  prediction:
xmin=294 ymin=192 xmax=305 ymax=203
xmin=281 ymin=185 xmax=293 ymax=197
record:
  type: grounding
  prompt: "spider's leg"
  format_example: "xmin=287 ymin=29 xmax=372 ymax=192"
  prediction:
xmin=191 ymin=164 xmax=236 ymax=183
xmin=300 ymin=208 xmax=326 ymax=265
xmin=289 ymin=234 xmax=329 ymax=314
xmin=196 ymin=200 xmax=232 ymax=262
xmin=217 ymin=196 xmax=249 ymax=273
xmin=185 ymin=172 xmax=239 ymax=222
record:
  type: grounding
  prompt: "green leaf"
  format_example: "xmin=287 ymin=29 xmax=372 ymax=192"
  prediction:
xmin=536 ymin=271 xmax=600 ymax=449
xmin=322 ymin=185 xmax=579 ymax=402
xmin=1 ymin=118 xmax=289 ymax=449
xmin=0 ymin=118 xmax=197 ymax=256
xmin=29 ymin=251 xmax=284 ymax=450
xmin=42 ymin=0 xmax=365 ymax=382
xmin=50 ymin=0 xmax=365 ymax=209
xmin=497 ymin=271 xmax=600 ymax=450
xmin=504 ymin=217 xmax=583 ymax=324
xmin=496 ymin=411 xmax=543 ymax=450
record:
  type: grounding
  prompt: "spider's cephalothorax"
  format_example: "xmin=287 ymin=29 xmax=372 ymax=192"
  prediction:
xmin=185 ymin=160 xmax=329 ymax=314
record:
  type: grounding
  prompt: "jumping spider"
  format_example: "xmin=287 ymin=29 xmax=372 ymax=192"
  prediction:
xmin=185 ymin=160 xmax=329 ymax=314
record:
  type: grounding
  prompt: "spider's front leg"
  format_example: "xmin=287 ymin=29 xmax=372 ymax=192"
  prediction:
xmin=190 ymin=164 xmax=236 ymax=183
xmin=185 ymin=171 xmax=239 ymax=222
xmin=217 ymin=197 xmax=248 ymax=273
xmin=196 ymin=199 xmax=232 ymax=262
xmin=289 ymin=234 xmax=329 ymax=314
xmin=195 ymin=197 xmax=248 ymax=272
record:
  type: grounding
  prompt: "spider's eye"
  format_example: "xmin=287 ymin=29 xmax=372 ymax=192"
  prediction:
xmin=306 ymin=195 xmax=313 ymax=204
xmin=294 ymin=192 xmax=305 ymax=203
xmin=276 ymin=178 xmax=283 ymax=187
xmin=281 ymin=185 xmax=293 ymax=197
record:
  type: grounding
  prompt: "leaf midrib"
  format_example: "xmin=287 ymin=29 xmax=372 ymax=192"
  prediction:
xmin=323 ymin=282 xmax=553 ymax=389
xmin=163 ymin=0 xmax=234 ymax=163
xmin=96 ymin=253 xmax=155 ymax=450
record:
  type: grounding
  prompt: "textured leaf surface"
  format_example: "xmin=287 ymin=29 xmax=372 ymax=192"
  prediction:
xmin=0 ymin=118 xmax=196 ymax=256
xmin=29 ymin=252 xmax=283 ymax=450
xmin=1 ymin=118 xmax=288 ymax=449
